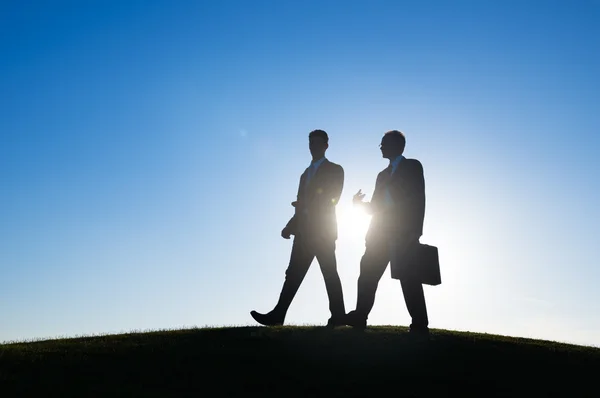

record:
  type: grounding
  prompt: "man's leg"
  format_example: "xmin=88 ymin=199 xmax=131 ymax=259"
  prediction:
xmin=393 ymin=239 xmax=429 ymax=333
xmin=251 ymin=236 xmax=314 ymax=326
xmin=346 ymin=241 xmax=389 ymax=328
xmin=314 ymin=239 xmax=345 ymax=324
xmin=399 ymin=272 xmax=429 ymax=333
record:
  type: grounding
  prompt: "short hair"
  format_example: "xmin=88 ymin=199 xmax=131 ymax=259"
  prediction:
xmin=383 ymin=130 xmax=406 ymax=152
xmin=309 ymin=129 xmax=329 ymax=143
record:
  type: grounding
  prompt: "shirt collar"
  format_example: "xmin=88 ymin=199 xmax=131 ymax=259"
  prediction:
xmin=390 ymin=155 xmax=404 ymax=173
xmin=310 ymin=157 xmax=326 ymax=168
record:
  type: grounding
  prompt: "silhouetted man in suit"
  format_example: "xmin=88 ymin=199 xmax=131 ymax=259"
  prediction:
xmin=251 ymin=130 xmax=346 ymax=327
xmin=345 ymin=130 xmax=429 ymax=335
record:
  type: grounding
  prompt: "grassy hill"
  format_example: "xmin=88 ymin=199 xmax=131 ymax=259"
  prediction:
xmin=1 ymin=326 xmax=599 ymax=397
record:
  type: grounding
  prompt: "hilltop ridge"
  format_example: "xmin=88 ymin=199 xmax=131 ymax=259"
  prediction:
xmin=1 ymin=326 xmax=599 ymax=396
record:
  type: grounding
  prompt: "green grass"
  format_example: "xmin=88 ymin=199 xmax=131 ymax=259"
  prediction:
xmin=1 ymin=326 xmax=599 ymax=397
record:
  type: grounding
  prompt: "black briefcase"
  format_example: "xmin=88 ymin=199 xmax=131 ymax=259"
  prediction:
xmin=391 ymin=243 xmax=441 ymax=286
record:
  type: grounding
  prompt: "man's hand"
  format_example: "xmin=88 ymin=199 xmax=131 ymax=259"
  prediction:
xmin=281 ymin=226 xmax=292 ymax=239
xmin=353 ymin=189 xmax=366 ymax=206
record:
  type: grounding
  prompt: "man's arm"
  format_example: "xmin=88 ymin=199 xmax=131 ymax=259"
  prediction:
xmin=354 ymin=171 xmax=386 ymax=215
xmin=282 ymin=174 xmax=304 ymax=239
xmin=408 ymin=160 xmax=426 ymax=234
xmin=309 ymin=163 xmax=344 ymax=212
xmin=328 ymin=164 xmax=344 ymax=207
xmin=394 ymin=159 xmax=425 ymax=236
xmin=353 ymin=190 xmax=375 ymax=214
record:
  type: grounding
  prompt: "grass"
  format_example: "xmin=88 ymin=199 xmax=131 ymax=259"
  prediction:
xmin=1 ymin=325 xmax=599 ymax=397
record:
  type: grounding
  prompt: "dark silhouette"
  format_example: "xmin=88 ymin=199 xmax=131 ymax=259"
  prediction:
xmin=251 ymin=130 xmax=346 ymax=327
xmin=345 ymin=130 xmax=429 ymax=336
xmin=3 ymin=327 xmax=600 ymax=397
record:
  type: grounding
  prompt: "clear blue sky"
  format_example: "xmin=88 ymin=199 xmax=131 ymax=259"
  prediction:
xmin=1 ymin=0 xmax=599 ymax=346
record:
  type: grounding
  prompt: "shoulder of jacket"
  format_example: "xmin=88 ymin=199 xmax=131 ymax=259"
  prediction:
xmin=326 ymin=160 xmax=343 ymax=170
xmin=377 ymin=167 xmax=389 ymax=177
xmin=404 ymin=158 xmax=423 ymax=170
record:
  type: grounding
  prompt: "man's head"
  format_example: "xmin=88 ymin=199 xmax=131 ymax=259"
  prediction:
xmin=380 ymin=130 xmax=406 ymax=160
xmin=309 ymin=129 xmax=329 ymax=159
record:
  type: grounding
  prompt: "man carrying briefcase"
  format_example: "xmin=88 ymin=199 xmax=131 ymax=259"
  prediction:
xmin=345 ymin=130 xmax=439 ymax=336
xmin=390 ymin=242 xmax=441 ymax=286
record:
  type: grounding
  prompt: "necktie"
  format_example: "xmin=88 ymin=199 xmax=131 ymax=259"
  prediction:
xmin=305 ymin=163 xmax=317 ymax=186
xmin=384 ymin=166 xmax=394 ymax=207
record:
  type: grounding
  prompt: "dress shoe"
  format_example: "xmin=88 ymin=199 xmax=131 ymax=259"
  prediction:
xmin=250 ymin=310 xmax=284 ymax=326
xmin=344 ymin=310 xmax=367 ymax=331
xmin=408 ymin=326 xmax=430 ymax=340
xmin=326 ymin=316 xmax=345 ymax=328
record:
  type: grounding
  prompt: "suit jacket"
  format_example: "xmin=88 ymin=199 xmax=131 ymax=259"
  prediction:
xmin=365 ymin=158 xmax=425 ymax=245
xmin=285 ymin=159 xmax=344 ymax=242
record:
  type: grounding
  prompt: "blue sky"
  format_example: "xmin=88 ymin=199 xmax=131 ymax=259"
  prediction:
xmin=1 ymin=0 xmax=599 ymax=346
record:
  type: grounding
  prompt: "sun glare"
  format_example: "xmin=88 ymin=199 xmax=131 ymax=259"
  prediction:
xmin=336 ymin=203 xmax=371 ymax=240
